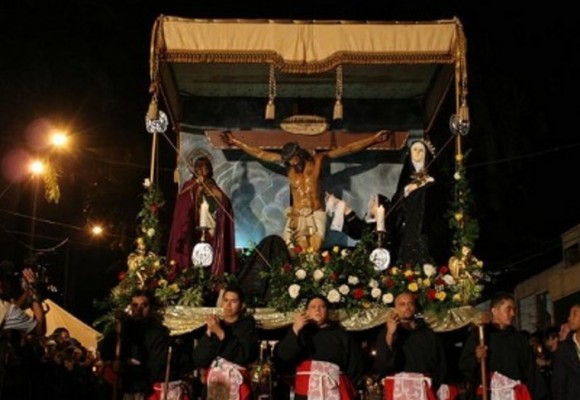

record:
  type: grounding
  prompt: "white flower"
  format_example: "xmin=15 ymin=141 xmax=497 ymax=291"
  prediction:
xmin=371 ymin=287 xmax=382 ymax=299
xmin=423 ymin=263 xmax=436 ymax=277
xmin=143 ymin=178 xmax=151 ymax=188
xmin=347 ymin=275 xmax=359 ymax=285
xmin=382 ymin=293 xmax=394 ymax=304
xmin=339 ymin=284 xmax=350 ymax=295
xmin=453 ymin=172 xmax=461 ymax=181
xmin=313 ymin=269 xmax=324 ymax=281
xmin=288 ymin=284 xmax=301 ymax=299
xmin=368 ymin=279 xmax=379 ymax=288
xmin=146 ymin=228 xmax=155 ymax=237
xmin=327 ymin=289 xmax=341 ymax=303
xmin=295 ymin=269 xmax=307 ymax=280
xmin=340 ymin=249 xmax=350 ymax=258
xmin=442 ymin=274 xmax=456 ymax=285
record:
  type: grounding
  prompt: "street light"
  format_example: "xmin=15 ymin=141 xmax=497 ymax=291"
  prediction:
xmin=28 ymin=159 xmax=46 ymax=257
xmin=50 ymin=131 xmax=69 ymax=148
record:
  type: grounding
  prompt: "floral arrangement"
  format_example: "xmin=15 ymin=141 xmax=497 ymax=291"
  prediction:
xmin=94 ymin=179 xmax=224 ymax=328
xmin=262 ymin=231 xmax=487 ymax=315
xmin=263 ymin=149 xmax=488 ymax=315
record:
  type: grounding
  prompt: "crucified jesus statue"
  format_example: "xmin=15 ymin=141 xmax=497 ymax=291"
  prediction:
xmin=222 ymin=130 xmax=390 ymax=252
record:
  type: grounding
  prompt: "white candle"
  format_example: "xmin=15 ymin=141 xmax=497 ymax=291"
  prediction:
xmin=199 ymin=198 xmax=209 ymax=228
xmin=376 ymin=205 xmax=385 ymax=232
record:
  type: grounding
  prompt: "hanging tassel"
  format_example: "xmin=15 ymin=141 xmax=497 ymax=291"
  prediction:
xmin=459 ymin=102 xmax=470 ymax=123
xmin=333 ymin=99 xmax=343 ymax=120
xmin=265 ymin=98 xmax=275 ymax=120
xmin=265 ymin=64 xmax=276 ymax=120
xmin=333 ymin=65 xmax=344 ymax=120
xmin=147 ymin=96 xmax=159 ymax=121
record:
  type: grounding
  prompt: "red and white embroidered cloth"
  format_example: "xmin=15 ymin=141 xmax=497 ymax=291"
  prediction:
xmin=383 ymin=372 xmax=434 ymax=400
xmin=296 ymin=360 xmax=341 ymax=400
xmin=207 ymin=357 xmax=246 ymax=400
xmin=489 ymin=372 xmax=531 ymax=400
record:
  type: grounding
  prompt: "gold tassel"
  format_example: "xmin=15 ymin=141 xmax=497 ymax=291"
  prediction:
xmin=147 ymin=96 xmax=158 ymax=121
xmin=265 ymin=99 xmax=275 ymax=120
xmin=333 ymin=65 xmax=344 ymax=120
xmin=265 ymin=64 xmax=276 ymax=120
xmin=333 ymin=99 xmax=343 ymax=120
xmin=459 ymin=103 xmax=470 ymax=122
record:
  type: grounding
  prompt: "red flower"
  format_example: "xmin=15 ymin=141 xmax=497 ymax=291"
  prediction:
xmin=384 ymin=278 xmax=395 ymax=288
xmin=439 ymin=266 xmax=449 ymax=274
xmin=283 ymin=263 xmax=292 ymax=273
xmin=405 ymin=275 xmax=416 ymax=282
xmin=293 ymin=245 xmax=303 ymax=254
xmin=323 ymin=252 xmax=332 ymax=263
xmin=435 ymin=278 xmax=445 ymax=286
xmin=426 ymin=288 xmax=437 ymax=301
xmin=149 ymin=204 xmax=159 ymax=213
xmin=330 ymin=272 xmax=339 ymax=282
xmin=352 ymin=287 xmax=365 ymax=299
xmin=117 ymin=271 xmax=126 ymax=281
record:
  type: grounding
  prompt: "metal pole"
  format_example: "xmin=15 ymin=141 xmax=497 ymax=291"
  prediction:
xmin=478 ymin=325 xmax=488 ymax=400
xmin=29 ymin=177 xmax=40 ymax=257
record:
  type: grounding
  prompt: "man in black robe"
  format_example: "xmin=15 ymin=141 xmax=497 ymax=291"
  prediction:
xmin=374 ymin=291 xmax=447 ymax=399
xmin=275 ymin=294 xmax=365 ymax=400
xmin=459 ymin=292 xmax=549 ymax=400
xmin=193 ymin=286 xmax=259 ymax=400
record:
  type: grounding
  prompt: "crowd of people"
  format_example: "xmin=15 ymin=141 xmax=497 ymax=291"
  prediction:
xmin=3 ymin=265 xmax=578 ymax=400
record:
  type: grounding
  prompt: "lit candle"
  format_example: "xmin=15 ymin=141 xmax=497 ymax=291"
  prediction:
xmin=376 ymin=205 xmax=385 ymax=232
xmin=199 ymin=198 xmax=209 ymax=228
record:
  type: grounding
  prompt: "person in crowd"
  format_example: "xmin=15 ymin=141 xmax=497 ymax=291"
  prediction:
xmin=275 ymin=294 xmax=365 ymax=400
xmin=223 ymin=130 xmax=390 ymax=252
xmin=52 ymin=326 xmax=71 ymax=345
xmin=374 ymin=291 xmax=447 ymax=400
xmin=193 ymin=285 xmax=259 ymax=400
xmin=392 ymin=139 xmax=436 ymax=265
xmin=0 ymin=266 xmax=47 ymax=400
xmin=97 ymin=289 xmax=181 ymax=400
xmin=0 ymin=267 xmax=46 ymax=336
xmin=166 ymin=155 xmax=236 ymax=280
xmin=459 ymin=292 xmax=549 ymax=400
xmin=550 ymin=303 xmax=580 ymax=400
xmin=543 ymin=326 xmax=561 ymax=355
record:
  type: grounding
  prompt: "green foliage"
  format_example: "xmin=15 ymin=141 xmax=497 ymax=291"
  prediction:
xmin=42 ymin=163 xmax=60 ymax=204
xmin=447 ymin=150 xmax=480 ymax=255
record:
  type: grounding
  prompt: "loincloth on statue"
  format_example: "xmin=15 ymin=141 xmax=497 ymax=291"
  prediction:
xmin=284 ymin=207 xmax=327 ymax=245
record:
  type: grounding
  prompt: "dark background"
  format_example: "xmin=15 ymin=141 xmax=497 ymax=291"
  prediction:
xmin=0 ymin=0 xmax=578 ymax=325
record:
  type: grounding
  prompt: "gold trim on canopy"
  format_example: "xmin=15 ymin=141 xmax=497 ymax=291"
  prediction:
xmin=151 ymin=17 xmax=462 ymax=73
xmin=162 ymin=305 xmax=481 ymax=336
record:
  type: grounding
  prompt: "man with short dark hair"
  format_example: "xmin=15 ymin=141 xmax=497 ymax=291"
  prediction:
xmin=193 ymin=285 xmax=259 ymax=400
xmin=551 ymin=303 xmax=580 ymax=400
xmin=459 ymin=292 xmax=549 ymax=400
xmin=223 ymin=130 xmax=389 ymax=252
xmin=97 ymin=289 xmax=173 ymax=400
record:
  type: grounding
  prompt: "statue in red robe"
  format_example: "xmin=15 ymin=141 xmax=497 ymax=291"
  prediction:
xmin=166 ymin=156 xmax=237 ymax=281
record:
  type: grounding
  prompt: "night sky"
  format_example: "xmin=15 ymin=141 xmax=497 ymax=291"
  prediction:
xmin=0 ymin=1 xmax=578 ymax=324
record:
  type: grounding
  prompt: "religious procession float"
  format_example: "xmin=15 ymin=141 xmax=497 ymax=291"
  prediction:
xmin=97 ymin=16 xmax=488 ymax=343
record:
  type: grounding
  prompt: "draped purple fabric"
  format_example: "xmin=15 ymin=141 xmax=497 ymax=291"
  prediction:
xmin=166 ymin=178 xmax=237 ymax=281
